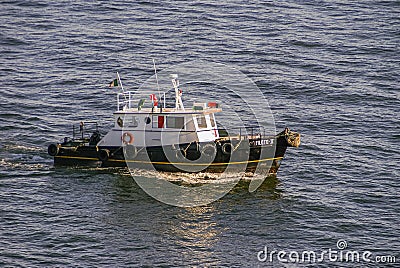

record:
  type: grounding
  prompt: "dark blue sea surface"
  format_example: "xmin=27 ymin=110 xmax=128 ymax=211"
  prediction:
xmin=0 ymin=0 xmax=399 ymax=267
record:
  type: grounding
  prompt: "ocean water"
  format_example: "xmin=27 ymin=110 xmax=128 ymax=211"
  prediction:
xmin=0 ymin=0 xmax=399 ymax=267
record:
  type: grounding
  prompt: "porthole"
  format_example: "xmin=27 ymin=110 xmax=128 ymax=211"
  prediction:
xmin=117 ymin=117 xmax=123 ymax=127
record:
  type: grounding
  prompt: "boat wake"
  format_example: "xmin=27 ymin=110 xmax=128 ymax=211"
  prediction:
xmin=125 ymin=168 xmax=274 ymax=186
xmin=0 ymin=143 xmax=52 ymax=171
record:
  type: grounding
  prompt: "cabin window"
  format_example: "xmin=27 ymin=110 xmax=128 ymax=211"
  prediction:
xmin=152 ymin=115 xmax=164 ymax=128
xmin=196 ymin=114 xmax=207 ymax=129
xmin=166 ymin=116 xmax=185 ymax=129
xmin=210 ymin=114 xmax=216 ymax=127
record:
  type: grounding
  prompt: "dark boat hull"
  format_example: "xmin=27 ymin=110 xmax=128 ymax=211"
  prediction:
xmin=50 ymin=129 xmax=300 ymax=175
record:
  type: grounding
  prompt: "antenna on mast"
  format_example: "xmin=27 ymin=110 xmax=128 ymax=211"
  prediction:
xmin=153 ymin=59 xmax=161 ymax=102
xmin=171 ymin=74 xmax=184 ymax=110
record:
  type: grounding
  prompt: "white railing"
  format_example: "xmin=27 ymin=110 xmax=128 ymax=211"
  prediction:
xmin=117 ymin=91 xmax=134 ymax=111
xmin=117 ymin=91 xmax=166 ymax=111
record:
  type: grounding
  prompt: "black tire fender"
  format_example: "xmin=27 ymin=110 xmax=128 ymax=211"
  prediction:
xmin=48 ymin=144 xmax=59 ymax=156
xmin=201 ymin=143 xmax=217 ymax=158
xmin=98 ymin=149 xmax=110 ymax=162
xmin=221 ymin=143 xmax=232 ymax=155
xmin=123 ymin=144 xmax=137 ymax=159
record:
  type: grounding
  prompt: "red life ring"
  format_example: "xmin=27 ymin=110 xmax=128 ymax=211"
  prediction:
xmin=122 ymin=132 xmax=134 ymax=144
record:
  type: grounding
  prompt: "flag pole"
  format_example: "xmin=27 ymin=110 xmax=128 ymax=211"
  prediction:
xmin=117 ymin=71 xmax=124 ymax=92
xmin=152 ymin=59 xmax=161 ymax=103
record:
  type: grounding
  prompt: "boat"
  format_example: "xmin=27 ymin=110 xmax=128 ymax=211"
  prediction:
xmin=48 ymin=73 xmax=300 ymax=175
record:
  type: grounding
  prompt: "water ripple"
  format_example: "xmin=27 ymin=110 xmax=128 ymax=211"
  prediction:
xmin=0 ymin=0 xmax=399 ymax=266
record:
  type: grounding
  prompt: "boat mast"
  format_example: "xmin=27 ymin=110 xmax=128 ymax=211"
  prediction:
xmin=152 ymin=59 xmax=162 ymax=108
xmin=171 ymin=74 xmax=184 ymax=110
